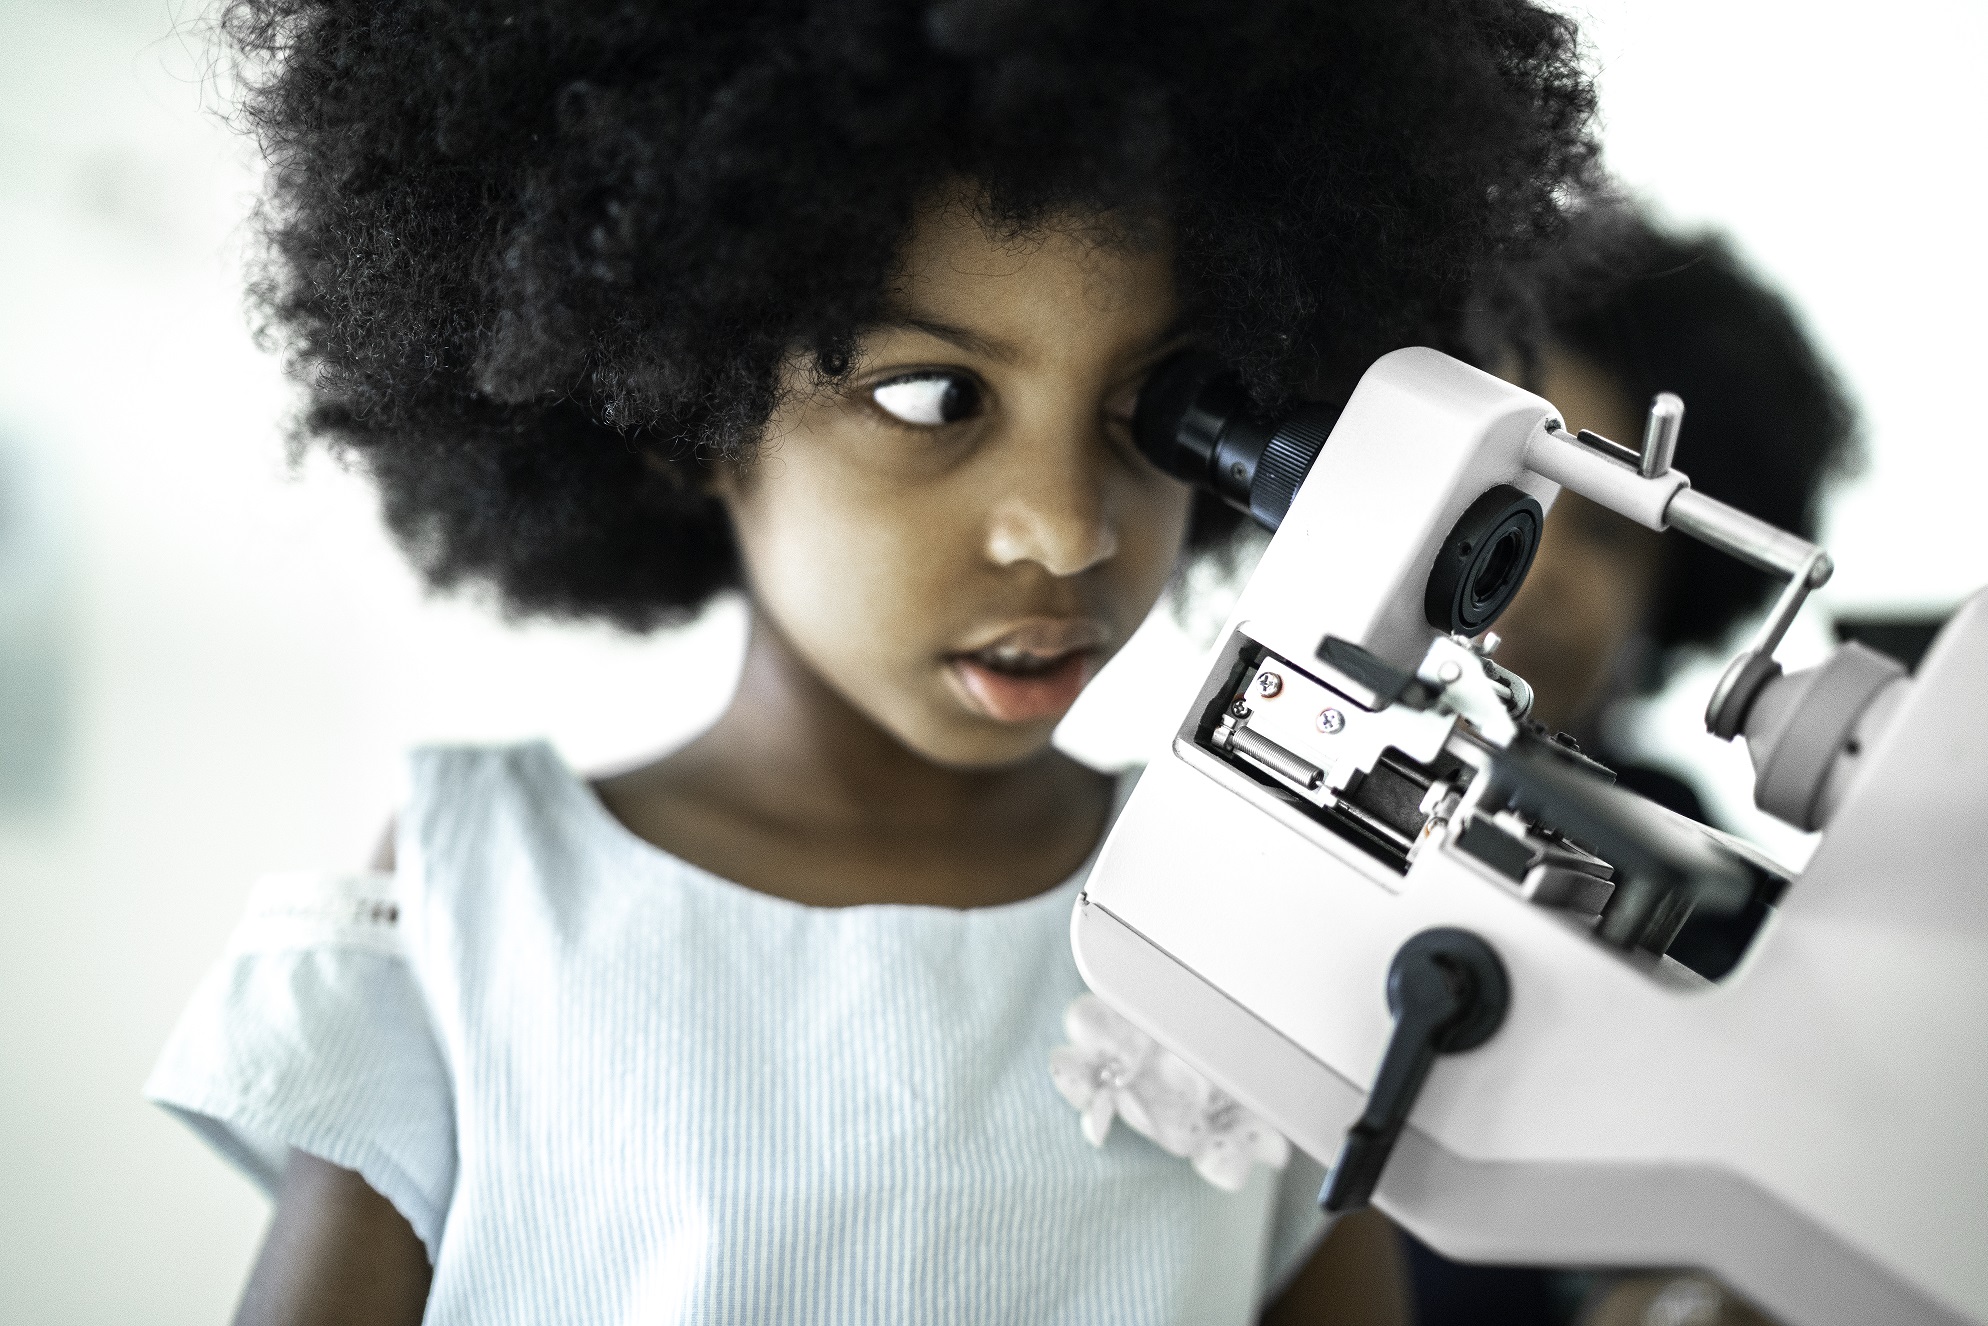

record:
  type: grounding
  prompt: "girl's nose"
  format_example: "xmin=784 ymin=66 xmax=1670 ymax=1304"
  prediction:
xmin=983 ymin=428 xmax=1120 ymax=579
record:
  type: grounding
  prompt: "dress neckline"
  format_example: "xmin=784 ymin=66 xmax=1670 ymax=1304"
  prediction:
xmin=527 ymin=740 xmax=1136 ymax=923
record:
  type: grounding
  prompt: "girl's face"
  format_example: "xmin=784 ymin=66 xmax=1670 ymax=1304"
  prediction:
xmin=717 ymin=202 xmax=1194 ymax=769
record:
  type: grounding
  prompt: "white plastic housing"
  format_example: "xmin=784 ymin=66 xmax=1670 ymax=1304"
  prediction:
xmin=1074 ymin=349 xmax=1988 ymax=1326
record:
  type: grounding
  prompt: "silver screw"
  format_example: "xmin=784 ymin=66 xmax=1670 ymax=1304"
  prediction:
xmin=1437 ymin=660 xmax=1463 ymax=684
xmin=1478 ymin=631 xmax=1502 ymax=656
xmin=1256 ymin=671 xmax=1284 ymax=698
xmin=1315 ymin=708 xmax=1345 ymax=734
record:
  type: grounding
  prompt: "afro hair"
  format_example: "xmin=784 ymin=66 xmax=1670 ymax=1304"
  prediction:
xmin=223 ymin=0 xmax=1601 ymax=629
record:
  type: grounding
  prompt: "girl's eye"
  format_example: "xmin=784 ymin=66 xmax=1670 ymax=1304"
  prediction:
xmin=869 ymin=373 xmax=984 ymax=427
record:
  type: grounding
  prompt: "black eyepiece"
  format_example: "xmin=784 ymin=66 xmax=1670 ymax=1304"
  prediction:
xmin=1423 ymin=484 xmax=1543 ymax=635
xmin=1134 ymin=350 xmax=1340 ymax=532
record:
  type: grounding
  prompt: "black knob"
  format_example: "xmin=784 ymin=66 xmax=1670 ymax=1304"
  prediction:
xmin=1319 ymin=928 xmax=1509 ymax=1213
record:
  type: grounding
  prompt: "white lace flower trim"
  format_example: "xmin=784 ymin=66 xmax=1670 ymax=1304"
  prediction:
xmin=1049 ymin=992 xmax=1290 ymax=1192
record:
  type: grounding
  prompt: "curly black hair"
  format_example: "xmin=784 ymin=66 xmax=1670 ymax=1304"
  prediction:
xmin=222 ymin=0 xmax=1600 ymax=629
xmin=1524 ymin=210 xmax=1863 ymax=655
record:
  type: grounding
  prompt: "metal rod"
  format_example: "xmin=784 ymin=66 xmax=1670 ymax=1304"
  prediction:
xmin=1696 ymin=533 xmax=1833 ymax=739
xmin=1224 ymin=724 xmax=1325 ymax=790
xmin=1746 ymin=547 xmax=1832 ymax=661
xmin=1640 ymin=393 xmax=1684 ymax=478
xmin=1664 ymin=487 xmax=1833 ymax=583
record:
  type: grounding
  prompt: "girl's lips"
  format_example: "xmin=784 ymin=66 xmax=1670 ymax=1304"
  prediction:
xmin=949 ymin=652 xmax=1094 ymax=724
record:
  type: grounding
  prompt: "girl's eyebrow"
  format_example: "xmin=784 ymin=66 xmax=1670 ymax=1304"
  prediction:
xmin=884 ymin=314 xmax=1017 ymax=363
xmin=876 ymin=312 xmax=1194 ymax=366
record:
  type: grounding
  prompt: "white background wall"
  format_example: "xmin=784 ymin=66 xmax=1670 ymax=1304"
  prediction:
xmin=0 ymin=2 xmax=1982 ymax=1320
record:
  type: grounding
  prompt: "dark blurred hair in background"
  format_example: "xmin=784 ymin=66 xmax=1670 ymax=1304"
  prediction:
xmin=1510 ymin=208 xmax=1864 ymax=664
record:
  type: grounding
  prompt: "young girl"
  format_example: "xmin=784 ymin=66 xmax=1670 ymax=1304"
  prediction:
xmin=150 ymin=2 xmax=1597 ymax=1321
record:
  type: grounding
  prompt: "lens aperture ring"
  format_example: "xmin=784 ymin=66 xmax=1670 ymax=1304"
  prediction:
xmin=1248 ymin=408 xmax=1338 ymax=530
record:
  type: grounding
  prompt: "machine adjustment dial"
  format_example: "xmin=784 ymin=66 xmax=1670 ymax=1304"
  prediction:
xmin=1319 ymin=928 xmax=1509 ymax=1213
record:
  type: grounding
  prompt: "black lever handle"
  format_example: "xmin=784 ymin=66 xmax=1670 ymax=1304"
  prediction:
xmin=1320 ymin=928 xmax=1509 ymax=1213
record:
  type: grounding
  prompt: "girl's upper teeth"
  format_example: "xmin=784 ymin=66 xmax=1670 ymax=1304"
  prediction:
xmin=972 ymin=644 xmax=1065 ymax=672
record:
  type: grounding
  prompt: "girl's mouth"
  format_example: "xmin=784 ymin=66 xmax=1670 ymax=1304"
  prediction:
xmin=947 ymin=643 xmax=1098 ymax=724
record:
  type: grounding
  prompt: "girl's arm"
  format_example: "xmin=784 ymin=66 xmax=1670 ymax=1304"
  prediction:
xmin=235 ymin=823 xmax=428 ymax=1324
xmin=1261 ymin=1207 xmax=1411 ymax=1326
xmin=233 ymin=1150 xmax=431 ymax=1326
xmin=233 ymin=822 xmax=435 ymax=1323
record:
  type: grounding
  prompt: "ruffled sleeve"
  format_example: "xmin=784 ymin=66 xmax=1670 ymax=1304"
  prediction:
xmin=144 ymin=871 xmax=456 ymax=1261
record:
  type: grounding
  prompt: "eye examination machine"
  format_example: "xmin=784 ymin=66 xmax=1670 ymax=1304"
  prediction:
xmin=1072 ymin=348 xmax=1987 ymax=1326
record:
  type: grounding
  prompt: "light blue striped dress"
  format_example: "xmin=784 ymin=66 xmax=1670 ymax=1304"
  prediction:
xmin=147 ymin=743 xmax=1329 ymax=1323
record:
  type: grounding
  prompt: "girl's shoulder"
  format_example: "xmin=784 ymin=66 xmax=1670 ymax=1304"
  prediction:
xmin=140 ymin=741 xmax=618 ymax=1260
xmin=398 ymin=738 xmax=578 ymax=869
xmin=144 ymin=857 xmax=458 ymax=1259
xmin=394 ymin=738 xmax=671 ymax=916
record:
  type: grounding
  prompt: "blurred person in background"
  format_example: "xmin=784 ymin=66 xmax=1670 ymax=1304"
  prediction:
xmin=1499 ymin=212 xmax=1858 ymax=771
xmin=1497 ymin=206 xmax=1861 ymax=980
xmin=1402 ymin=206 xmax=1863 ymax=1326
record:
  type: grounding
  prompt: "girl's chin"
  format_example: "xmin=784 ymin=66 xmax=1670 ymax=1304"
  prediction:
xmin=946 ymin=654 xmax=1092 ymax=725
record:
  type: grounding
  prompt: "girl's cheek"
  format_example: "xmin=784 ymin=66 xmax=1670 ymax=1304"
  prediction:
xmin=1121 ymin=473 xmax=1196 ymax=574
xmin=735 ymin=453 xmax=974 ymax=647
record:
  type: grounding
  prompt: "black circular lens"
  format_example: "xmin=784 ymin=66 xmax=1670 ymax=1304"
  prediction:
xmin=1470 ymin=529 xmax=1525 ymax=610
xmin=1425 ymin=485 xmax=1544 ymax=635
xmin=1132 ymin=349 xmax=1237 ymax=487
